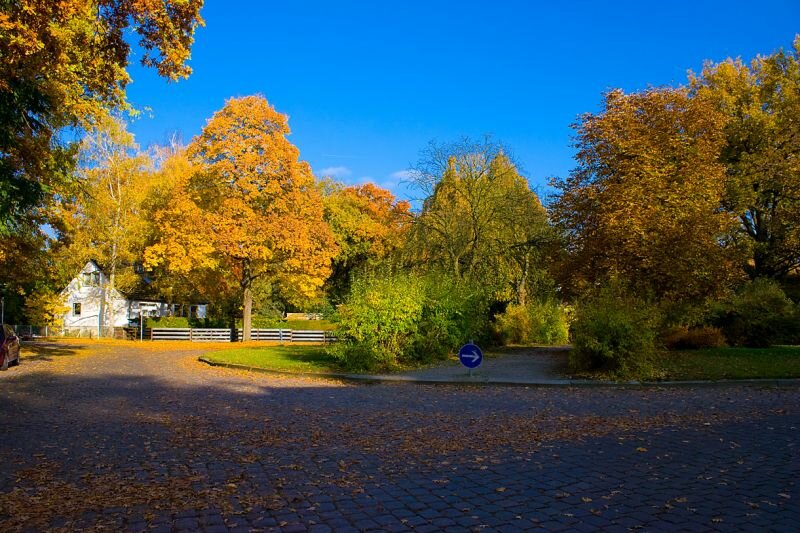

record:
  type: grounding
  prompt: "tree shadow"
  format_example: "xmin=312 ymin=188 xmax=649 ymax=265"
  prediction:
xmin=0 ymin=357 xmax=795 ymax=532
xmin=19 ymin=341 xmax=85 ymax=363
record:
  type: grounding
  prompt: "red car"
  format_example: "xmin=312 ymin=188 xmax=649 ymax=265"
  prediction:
xmin=1 ymin=324 xmax=20 ymax=370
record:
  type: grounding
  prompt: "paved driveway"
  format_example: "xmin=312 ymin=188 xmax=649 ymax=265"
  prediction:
xmin=0 ymin=342 xmax=797 ymax=532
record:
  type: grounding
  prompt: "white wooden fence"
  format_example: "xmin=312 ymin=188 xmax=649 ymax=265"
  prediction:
xmin=150 ymin=328 xmax=335 ymax=343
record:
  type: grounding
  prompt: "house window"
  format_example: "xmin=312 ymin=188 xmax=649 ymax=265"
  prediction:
xmin=82 ymin=272 xmax=101 ymax=286
xmin=73 ymin=303 xmax=82 ymax=316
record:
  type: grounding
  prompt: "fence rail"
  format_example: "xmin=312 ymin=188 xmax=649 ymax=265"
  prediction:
xmin=8 ymin=325 xmax=336 ymax=343
xmin=150 ymin=328 xmax=335 ymax=343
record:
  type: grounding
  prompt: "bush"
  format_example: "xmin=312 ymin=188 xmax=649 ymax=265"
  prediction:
xmin=328 ymin=270 xmax=426 ymax=371
xmin=492 ymin=304 xmax=530 ymax=345
xmin=492 ymin=300 xmax=569 ymax=345
xmin=329 ymin=269 xmax=491 ymax=371
xmin=412 ymin=275 xmax=490 ymax=362
xmin=711 ymin=278 xmax=799 ymax=347
xmin=661 ymin=326 xmax=726 ymax=350
xmin=569 ymin=286 xmax=660 ymax=377
xmin=146 ymin=316 xmax=191 ymax=328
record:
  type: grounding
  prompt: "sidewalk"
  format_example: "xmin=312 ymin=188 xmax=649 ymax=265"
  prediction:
xmin=394 ymin=346 xmax=574 ymax=385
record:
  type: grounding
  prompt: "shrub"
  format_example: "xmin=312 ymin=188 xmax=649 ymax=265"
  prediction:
xmin=146 ymin=316 xmax=191 ymax=328
xmin=249 ymin=315 xmax=283 ymax=329
xmin=528 ymin=300 xmax=570 ymax=345
xmin=413 ymin=274 xmax=490 ymax=361
xmin=661 ymin=326 xmax=726 ymax=350
xmin=569 ymin=286 xmax=660 ymax=377
xmin=711 ymin=278 xmax=799 ymax=347
xmin=328 ymin=270 xmax=426 ymax=371
xmin=492 ymin=300 xmax=569 ymax=345
xmin=492 ymin=304 xmax=531 ymax=345
xmin=329 ymin=269 xmax=491 ymax=371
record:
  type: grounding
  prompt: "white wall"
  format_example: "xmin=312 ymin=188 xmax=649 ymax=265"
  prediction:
xmin=61 ymin=261 xmax=208 ymax=330
xmin=62 ymin=261 xmax=131 ymax=329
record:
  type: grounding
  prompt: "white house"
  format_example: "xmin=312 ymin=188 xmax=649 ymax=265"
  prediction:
xmin=62 ymin=260 xmax=206 ymax=335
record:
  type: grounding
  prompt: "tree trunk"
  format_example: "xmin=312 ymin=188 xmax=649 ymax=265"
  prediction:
xmin=242 ymin=280 xmax=252 ymax=342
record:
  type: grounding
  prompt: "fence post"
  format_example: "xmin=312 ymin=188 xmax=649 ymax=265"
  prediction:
xmin=189 ymin=328 xmax=193 ymax=342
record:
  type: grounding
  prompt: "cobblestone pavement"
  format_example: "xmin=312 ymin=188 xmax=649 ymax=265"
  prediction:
xmin=0 ymin=342 xmax=797 ymax=532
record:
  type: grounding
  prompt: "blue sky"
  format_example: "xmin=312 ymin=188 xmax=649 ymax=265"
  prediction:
xmin=126 ymin=1 xmax=800 ymax=200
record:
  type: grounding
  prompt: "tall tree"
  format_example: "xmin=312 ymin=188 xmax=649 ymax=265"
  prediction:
xmin=407 ymin=138 xmax=553 ymax=304
xmin=550 ymin=88 xmax=742 ymax=305
xmin=691 ymin=37 xmax=800 ymax=280
xmin=54 ymin=117 xmax=154 ymax=301
xmin=323 ymin=182 xmax=411 ymax=303
xmin=146 ymin=96 xmax=337 ymax=340
xmin=0 ymin=0 xmax=204 ymax=232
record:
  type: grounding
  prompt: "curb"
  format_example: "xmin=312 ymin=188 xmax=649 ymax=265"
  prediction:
xmin=197 ymin=357 xmax=800 ymax=389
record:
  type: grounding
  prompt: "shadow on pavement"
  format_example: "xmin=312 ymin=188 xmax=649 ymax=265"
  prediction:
xmin=0 ymin=355 xmax=797 ymax=532
xmin=19 ymin=341 xmax=86 ymax=363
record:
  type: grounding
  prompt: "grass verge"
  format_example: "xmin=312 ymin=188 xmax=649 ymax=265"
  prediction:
xmin=657 ymin=346 xmax=800 ymax=380
xmin=201 ymin=345 xmax=341 ymax=373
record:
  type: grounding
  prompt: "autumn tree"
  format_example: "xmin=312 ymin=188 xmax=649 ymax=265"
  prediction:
xmin=691 ymin=37 xmax=800 ymax=281
xmin=323 ymin=182 xmax=411 ymax=303
xmin=0 ymin=0 xmax=204 ymax=232
xmin=53 ymin=118 xmax=154 ymax=303
xmin=550 ymin=88 xmax=742 ymax=307
xmin=0 ymin=217 xmax=51 ymax=323
xmin=146 ymin=96 xmax=337 ymax=340
xmin=407 ymin=138 xmax=553 ymax=304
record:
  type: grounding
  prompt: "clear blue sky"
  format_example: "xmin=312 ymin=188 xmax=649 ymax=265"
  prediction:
xmin=125 ymin=1 xmax=800 ymax=200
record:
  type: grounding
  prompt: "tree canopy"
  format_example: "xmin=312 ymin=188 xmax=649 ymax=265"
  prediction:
xmin=0 ymin=0 xmax=204 ymax=233
xmin=550 ymin=87 xmax=742 ymax=305
xmin=145 ymin=96 xmax=337 ymax=339
xmin=323 ymin=182 xmax=411 ymax=303
xmin=691 ymin=36 xmax=800 ymax=280
xmin=407 ymin=138 xmax=553 ymax=304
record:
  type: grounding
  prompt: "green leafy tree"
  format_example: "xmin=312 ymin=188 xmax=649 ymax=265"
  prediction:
xmin=691 ymin=37 xmax=800 ymax=280
xmin=407 ymin=138 xmax=554 ymax=305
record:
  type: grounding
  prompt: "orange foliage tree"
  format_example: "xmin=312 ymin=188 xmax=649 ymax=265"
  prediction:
xmin=146 ymin=96 xmax=337 ymax=340
xmin=323 ymin=182 xmax=411 ymax=302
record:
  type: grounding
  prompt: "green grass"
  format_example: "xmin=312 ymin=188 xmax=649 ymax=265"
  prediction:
xmin=657 ymin=346 xmax=800 ymax=380
xmin=203 ymin=345 xmax=342 ymax=373
xmin=284 ymin=320 xmax=335 ymax=331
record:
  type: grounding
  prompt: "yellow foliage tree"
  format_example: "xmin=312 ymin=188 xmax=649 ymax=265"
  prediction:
xmin=23 ymin=288 xmax=69 ymax=330
xmin=550 ymin=88 xmax=742 ymax=306
xmin=54 ymin=117 xmax=154 ymax=295
xmin=691 ymin=37 xmax=800 ymax=280
xmin=146 ymin=96 xmax=337 ymax=340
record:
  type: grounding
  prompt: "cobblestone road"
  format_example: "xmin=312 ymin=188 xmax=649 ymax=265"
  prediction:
xmin=0 ymin=342 xmax=797 ymax=532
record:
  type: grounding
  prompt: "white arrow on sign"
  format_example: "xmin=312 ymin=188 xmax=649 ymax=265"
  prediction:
xmin=462 ymin=350 xmax=481 ymax=363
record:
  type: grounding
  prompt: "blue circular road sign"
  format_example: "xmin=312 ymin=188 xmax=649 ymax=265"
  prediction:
xmin=458 ymin=343 xmax=483 ymax=369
